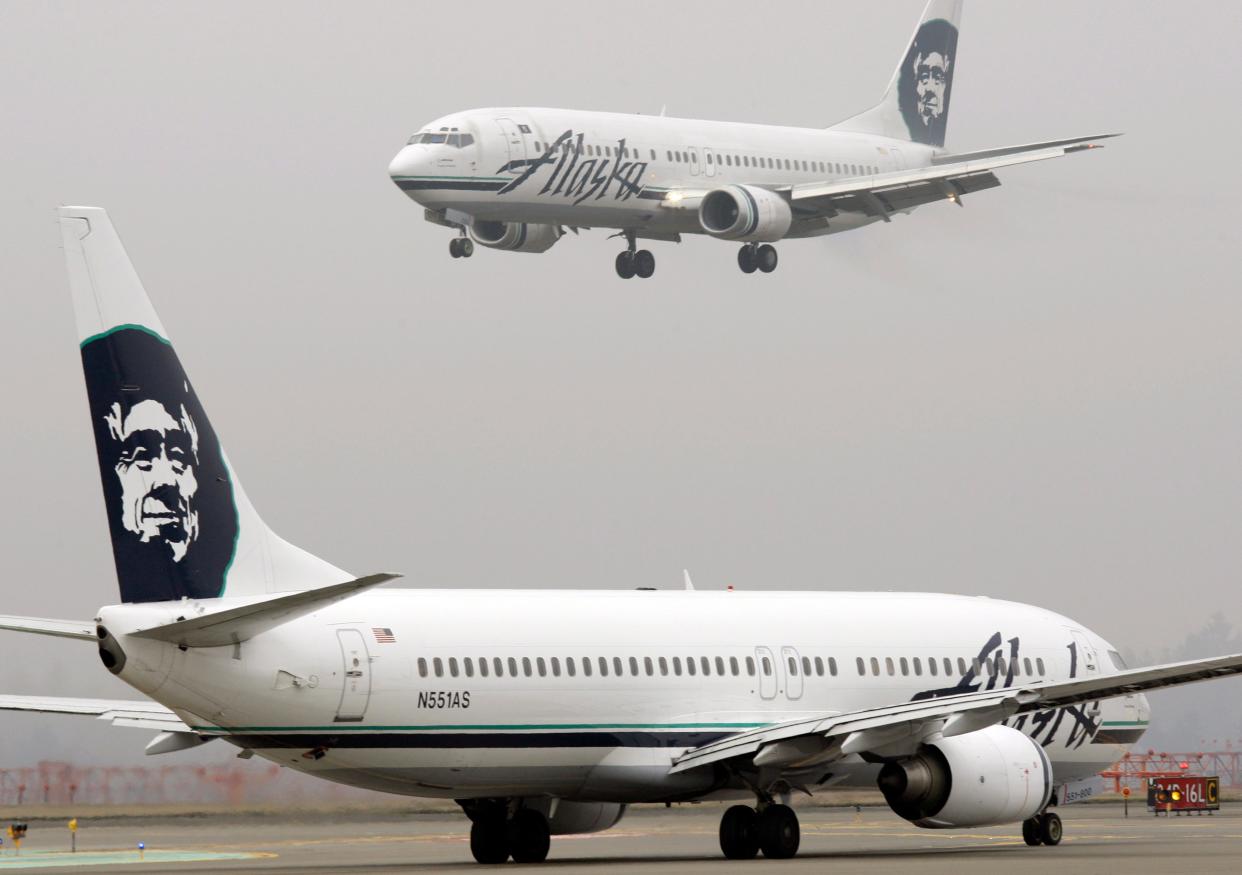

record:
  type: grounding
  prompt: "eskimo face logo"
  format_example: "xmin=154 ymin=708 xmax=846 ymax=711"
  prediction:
xmin=103 ymin=397 xmax=200 ymax=562
xmin=899 ymin=19 xmax=958 ymax=147
xmin=82 ymin=327 xmax=237 ymax=603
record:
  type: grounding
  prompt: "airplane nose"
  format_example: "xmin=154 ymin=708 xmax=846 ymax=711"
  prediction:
xmin=387 ymin=147 xmax=413 ymax=182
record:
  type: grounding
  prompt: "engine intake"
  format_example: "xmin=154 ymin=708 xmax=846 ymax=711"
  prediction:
xmin=698 ymin=185 xmax=792 ymax=242
xmin=469 ymin=221 xmax=562 ymax=253
xmin=877 ymin=725 xmax=1053 ymax=828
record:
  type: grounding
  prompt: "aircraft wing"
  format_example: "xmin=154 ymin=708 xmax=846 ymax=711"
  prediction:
xmin=670 ymin=650 xmax=1242 ymax=775
xmin=0 ymin=694 xmax=187 ymax=732
xmin=788 ymin=133 xmax=1118 ymax=222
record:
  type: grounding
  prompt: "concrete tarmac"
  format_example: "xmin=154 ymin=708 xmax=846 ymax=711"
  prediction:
xmin=1 ymin=803 xmax=1239 ymax=873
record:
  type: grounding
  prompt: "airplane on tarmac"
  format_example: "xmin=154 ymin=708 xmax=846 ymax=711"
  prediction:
xmin=387 ymin=0 xmax=1115 ymax=280
xmin=1 ymin=208 xmax=1241 ymax=866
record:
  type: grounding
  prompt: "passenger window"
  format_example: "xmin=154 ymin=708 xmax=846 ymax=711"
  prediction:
xmin=464 ymin=657 xmax=474 ymax=678
xmin=521 ymin=657 xmax=532 ymax=677
xmin=957 ymin=658 xmax=967 ymax=675
xmin=730 ymin=657 xmax=740 ymax=676
xmin=997 ymin=656 xmax=1007 ymax=676
xmin=581 ymin=657 xmax=590 ymax=677
xmin=947 ymin=658 xmax=955 ymax=676
xmin=828 ymin=657 xmax=838 ymax=676
xmin=746 ymin=656 xmax=756 ymax=676
xmin=899 ymin=657 xmax=909 ymax=676
xmin=650 ymin=149 xmax=656 ymax=160
xmin=886 ymin=657 xmax=895 ymax=676
xmin=856 ymin=657 xmax=865 ymax=676
xmin=644 ymin=657 xmax=654 ymax=676
xmin=598 ymin=656 xmax=608 ymax=677
xmin=788 ymin=656 xmax=799 ymax=676
xmin=701 ymin=656 xmax=711 ymax=676
xmin=672 ymin=656 xmax=682 ymax=676
xmin=1037 ymin=658 xmax=1046 ymax=676
xmin=870 ymin=657 xmax=880 ymax=676
xmin=417 ymin=657 xmax=428 ymax=678
xmin=913 ymin=657 xmax=922 ymax=676
xmin=449 ymin=658 xmax=460 ymax=678
xmin=716 ymin=656 xmax=726 ymax=676
xmin=503 ymin=657 xmax=514 ymax=677
xmin=433 ymin=657 xmax=444 ymax=677
xmin=536 ymin=657 xmax=547 ymax=677
xmin=804 ymin=656 xmax=814 ymax=676
xmin=928 ymin=657 xmax=937 ymax=677
xmin=566 ymin=657 xmax=576 ymax=677
xmin=706 ymin=153 xmax=713 ymax=164
xmin=616 ymin=657 xmax=625 ymax=676
xmin=1024 ymin=657 xmax=1033 ymax=676
xmin=690 ymin=152 xmax=698 ymax=163
xmin=479 ymin=658 xmax=488 ymax=678
xmin=666 ymin=150 xmax=673 ymax=161
xmin=658 ymin=656 xmax=668 ymax=676
xmin=687 ymin=658 xmax=696 ymax=676
xmin=551 ymin=657 xmax=561 ymax=677
xmin=761 ymin=657 xmax=772 ymax=676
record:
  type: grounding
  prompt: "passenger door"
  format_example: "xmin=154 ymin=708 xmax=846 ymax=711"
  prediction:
xmin=494 ymin=117 xmax=528 ymax=174
xmin=335 ymin=629 xmax=372 ymax=722
xmin=703 ymin=147 xmax=717 ymax=178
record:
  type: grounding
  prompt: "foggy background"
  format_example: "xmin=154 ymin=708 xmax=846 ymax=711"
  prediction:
xmin=2 ymin=0 xmax=1240 ymax=770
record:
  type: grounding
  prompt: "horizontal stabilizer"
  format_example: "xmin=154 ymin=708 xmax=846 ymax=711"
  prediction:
xmin=931 ymin=133 xmax=1121 ymax=165
xmin=0 ymin=615 xmax=96 ymax=641
xmin=0 ymin=694 xmax=187 ymax=732
xmin=130 ymin=573 xmax=401 ymax=648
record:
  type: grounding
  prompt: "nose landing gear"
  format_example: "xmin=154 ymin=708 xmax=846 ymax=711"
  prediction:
xmin=449 ymin=236 xmax=474 ymax=259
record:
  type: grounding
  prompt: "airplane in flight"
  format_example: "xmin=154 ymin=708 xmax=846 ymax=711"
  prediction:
xmin=4 ymin=207 xmax=1241 ymax=865
xmin=387 ymin=0 xmax=1114 ymax=279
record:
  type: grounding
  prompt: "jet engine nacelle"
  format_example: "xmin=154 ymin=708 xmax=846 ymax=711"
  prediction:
xmin=877 ymin=725 xmax=1053 ymax=829
xmin=469 ymin=220 xmax=562 ymax=253
xmin=522 ymin=799 xmax=626 ymax=835
xmin=698 ymin=184 xmax=792 ymax=242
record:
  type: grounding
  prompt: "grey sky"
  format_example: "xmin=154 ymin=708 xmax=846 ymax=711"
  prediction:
xmin=2 ymin=1 xmax=1241 ymax=765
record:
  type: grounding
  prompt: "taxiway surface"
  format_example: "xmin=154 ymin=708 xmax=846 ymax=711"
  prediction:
xmin=1 ymin=803 xmax=1238 ymax=873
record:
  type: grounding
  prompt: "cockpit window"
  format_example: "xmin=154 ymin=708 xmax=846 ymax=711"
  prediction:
xmin=1108 ymin=650 xmax=1128 ymax=670
xmin=409 ymin=130 xmax=474 ymax=148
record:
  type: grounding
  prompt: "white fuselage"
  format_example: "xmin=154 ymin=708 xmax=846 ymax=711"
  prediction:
xmin=387 ymin=108 xmax=935 ymax=238
xmin=100 ymin=588 xmax=1147 ymax=803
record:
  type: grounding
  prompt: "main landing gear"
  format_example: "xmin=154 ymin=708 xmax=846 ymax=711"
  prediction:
xmin=615 ymin=232 xmax=656 ymax=279
xmin=737 ymin=242 xmax=778 ymax=274
xmin=449 ymin=235 xmax=474 ymax=259
xmin=1022 ymin=810 xmax=1063 ymax=847
xmin=719 ymin=802 xmax=800 ymax=860
xmin=468 ymin=805 xmax=551 ymax=864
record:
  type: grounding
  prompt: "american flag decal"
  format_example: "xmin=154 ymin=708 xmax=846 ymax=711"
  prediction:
xmin=372 ymin=627 xmax=396 ymax=643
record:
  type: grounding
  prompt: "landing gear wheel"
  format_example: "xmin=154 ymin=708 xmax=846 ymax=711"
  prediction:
xmin=1022 ymin=816 xmax=1042 ymax=846
xmin=459 ymin=238 xmax=474 ymax=258
xmin=756 ymin=243 xmax=778 ymax=273
xmin=758 ymin=804 xmax=800 ymax=859
xmin=633 ymin=249 xmax=656 ymax=278
xmin=615 ymin=251 xmax=636 ymax=279
xmin=469 ymin=815 xmax=509 ymax=864
xmin=507 ymin=809 xmax=551 ymax=863
xmin=718 ymin=805 xmax=759 ymax=860
xmin=1040 ymin=811 xmax=1063 ymax=846
xmin=449 ymin=237 xmax=462 ymax=258
xmin=738 ymin=244 xmax=757 ymax=274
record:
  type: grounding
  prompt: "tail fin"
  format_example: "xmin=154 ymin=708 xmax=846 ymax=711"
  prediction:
xmin=831 ymin=0 xmax=963 ymax=148
xmin=59 ymin=206 xmax=351 ymax=604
